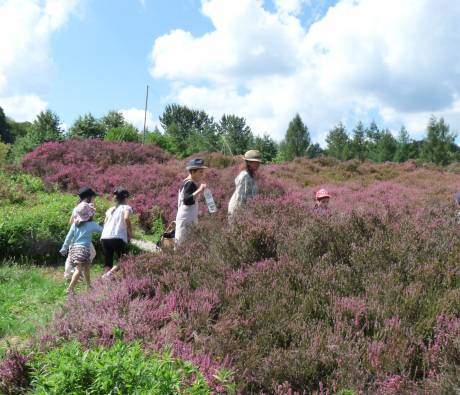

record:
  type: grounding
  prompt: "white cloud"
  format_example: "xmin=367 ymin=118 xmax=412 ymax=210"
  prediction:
xmin=150 ymin=0 xmax=460 ymax=143
xmin=0 ymin=95 xmax=48 ymax=122
xmin=0 ymin=0 xmax=80 ymax=121
xmin=120 ymin=108 xmax=157 ymax=132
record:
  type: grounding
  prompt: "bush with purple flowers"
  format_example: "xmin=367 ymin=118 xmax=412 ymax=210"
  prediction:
xmin=5 ymin=140 xmax=459 ymax=393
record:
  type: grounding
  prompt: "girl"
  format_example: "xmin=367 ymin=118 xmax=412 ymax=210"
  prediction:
xmin=60 ymin=203 xmax=103 ymax=294
xmin=228 ymin=150 xmax=262 ymax=219
xmin=175 ymin=158 xmax=208 ymax=246
xmin=64 ymin=187 xmax=98 ymax=281
xmin=313 ymin=188 xmax=331 ymax=215
xmin=100 ymin=187 xmax=133 ymax=278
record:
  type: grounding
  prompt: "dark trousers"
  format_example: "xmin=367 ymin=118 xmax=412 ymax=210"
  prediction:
xmin=101 ymin=238 xmax=128 ymax=269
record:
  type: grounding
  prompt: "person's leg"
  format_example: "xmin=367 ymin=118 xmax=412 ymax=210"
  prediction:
xmin=82 ymin=263 xmax=91 ymax=289
xmin=105 ymin=239 xmax=127 ymax=275
xmin=67 ymin=263 xmax=82 ymax=293
xmin=101 ymin=239 xmax=115 ymax=273
xmin=64 ymin=254 xmax=73 ymax=281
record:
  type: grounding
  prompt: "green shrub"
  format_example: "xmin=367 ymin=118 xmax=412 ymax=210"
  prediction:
xmin=29 ymin=341 xmax=212 ymax=394
xmin=105 ymin=125 xmax=140 ymax=142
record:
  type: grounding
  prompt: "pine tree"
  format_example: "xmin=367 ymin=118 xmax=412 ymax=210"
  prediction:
xmin=279 ymin=114 xmax=310 ymax=161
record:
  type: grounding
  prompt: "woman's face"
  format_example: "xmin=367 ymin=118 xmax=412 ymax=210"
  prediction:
xmin=248 ymin=161 xmax=261 ymax=172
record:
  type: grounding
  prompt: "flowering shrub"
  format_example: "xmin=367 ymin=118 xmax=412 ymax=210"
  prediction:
xmin=13 ymin=141 xmax=460 ymax=392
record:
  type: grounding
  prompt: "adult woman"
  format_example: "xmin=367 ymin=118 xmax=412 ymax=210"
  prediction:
xmin=228 ymin=150 xmax=262 ymax=219
xmin=100 ymin=187 xmax=133 ymax=277
xmin=175 ymin=158 xmax=208 ymax=246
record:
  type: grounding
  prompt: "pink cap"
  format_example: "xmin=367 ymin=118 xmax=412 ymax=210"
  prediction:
xmin=316 ymin=189 xmax=331 ymax=200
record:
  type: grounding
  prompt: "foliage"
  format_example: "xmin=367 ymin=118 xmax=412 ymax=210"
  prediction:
xmin=160 ymin=104 xmax=219 ymax=157
xmin=27 ymin=341 xmax=217 ymax=394
xmin=0 ymin=263 xmax=66 ymax=349
xmin=218 ymin=114 xmax=253 ymax=156
xmin=0 ymin=142 xmax=10 ymax=166
xmin=101 ymin=110 xmax=126 ymax=132
xmin=7 ymin=110 xmax=63 ymax=161
xmin=21 ymin=170 xmax=458 ymax=393
xmin=420 ymin=116 xmax=458 ymax=165
xmin=279 ymin=114 xmax=311 ymax=161
xmin=254 ymin=134 xmax=278 ymax=163
xmin=326 ymin=122 xmax=352 ymax=160
xmin=68 ymin=113 xmax=105 ymax=139
xmin=105 ymin=124 xmax=140 ymax=142
xmin=144 ymin=128 xmax=175 ymax=153
xmin=0 ymin=106 xmax=13 ymax=144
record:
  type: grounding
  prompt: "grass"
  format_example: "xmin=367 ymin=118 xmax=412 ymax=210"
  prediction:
xmin=0 ymin=260 xmax=104 ymax=356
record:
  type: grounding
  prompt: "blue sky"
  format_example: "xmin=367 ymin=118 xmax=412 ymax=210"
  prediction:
xmin=1 ymin=0 xmax=459 ymax=144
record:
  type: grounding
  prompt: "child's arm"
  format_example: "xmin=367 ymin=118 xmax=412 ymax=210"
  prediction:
xmin=60 ymin=224 xmax=76 ymax=255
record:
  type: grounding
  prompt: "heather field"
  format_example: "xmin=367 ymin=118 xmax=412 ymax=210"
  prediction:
xmin=1 ymin=140 xmax=460 ymax=394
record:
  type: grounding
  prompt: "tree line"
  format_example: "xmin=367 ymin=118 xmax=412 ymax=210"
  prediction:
xmin=0 ymin=104 xmax=458 ymax=166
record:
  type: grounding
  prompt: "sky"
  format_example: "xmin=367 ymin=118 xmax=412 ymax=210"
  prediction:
xmin=1 ymin=0 xmax=460 ymax=145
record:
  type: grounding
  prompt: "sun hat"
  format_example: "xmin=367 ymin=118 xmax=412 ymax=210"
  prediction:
xmin=113 ymin=187 xmax=130 ymax=200
xmin=186 ymin=158 xmax=208 ymax=170
xmin=316 ymin=189 xmax=331 ymax=200
xmin=74 ymin=202 xmax=96 ymax=224
xmin=78 ymin=187 xmax=98 ymax=200
xmin=243 ymin=150 xmax=262 ymax=162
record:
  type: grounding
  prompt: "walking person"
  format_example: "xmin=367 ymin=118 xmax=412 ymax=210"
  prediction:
xmin=100 ymin=187 xmax=133 ymax=278
xmin=175 ymin=158 xmax=208 ymax=246
xmin=228 ymin=150 xmax=262 ymax=219
xmin=313 ymin=188 xmax=331 ymax=215
xmin=64 ymin=187 xmax=98 ymax=281
xmin=60 ymin=203 xmax=103 ymax=294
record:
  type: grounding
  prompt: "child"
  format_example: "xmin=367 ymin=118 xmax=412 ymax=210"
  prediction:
xmin=60 ymin=203 xmax=103 ymax=294
xmin=314 ymin=188 xmax=331 ymax=215
xmin=175 ymin=159 xmax=208 ymax=246
xmin=64 ymin=187 xmax=98 ymax=281
xmin=100 ymin=187 xmax=133 ymax=278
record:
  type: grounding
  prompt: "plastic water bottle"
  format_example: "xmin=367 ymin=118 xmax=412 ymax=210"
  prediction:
xmin=203 ymin=188 xmax=217 ymax=213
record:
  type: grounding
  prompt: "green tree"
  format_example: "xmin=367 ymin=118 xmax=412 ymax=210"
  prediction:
xmin=374 ymin=130 xmax=397 ymax=162
xmin=420 ymin=116 xmax=457 ymax=166
xmin=105 ymin=125 xmax=140 ymax=142
xmin=160 ymin=104 xmax=217 ymax=156
xmin=254 ymin=134 xmax=278 ymax=163
xmin=326 ymin=122 xmax=352 ymax=160
xmin=279 ymin=114 xmax=311 ymax=161
xmin=0 ymin=107 xmax=13 ymax=144
xmin=7 ymin=119 xmax=32 ymax=142
xmin=101 ymin=111 xmax=126 ymax=132
xmin=306 ymin=143 xmax=324 ymax=158
xmin=219 ymin=114 xmax=253 ymax=156
xmin=351 ymin=121 xmax=367 ymax=161
xmin=10 ymin=110 xmax=63 ymax=160
xmin=394 ymin=126 xmax=415 ymax=162
xmin=145 ymin=127 xmax=174 ymax=153
xmin=69 ymin=113 xmax=105 ymax=139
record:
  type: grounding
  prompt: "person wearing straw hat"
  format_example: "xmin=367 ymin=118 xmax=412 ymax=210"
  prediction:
xmin=175 ymin=158 xmax=208 ymax=246
xmin=228 ymin=150 xmax=262 ymax=219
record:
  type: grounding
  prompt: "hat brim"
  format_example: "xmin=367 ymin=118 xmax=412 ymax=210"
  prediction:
xmin=242 ymin=156 xmax=262 ymax=162
xmin=186 ymin=165 xmax=208 ymax=170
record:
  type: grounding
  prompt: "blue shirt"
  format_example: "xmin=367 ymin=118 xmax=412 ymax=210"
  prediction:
xmin=61 ymin=221 xmax=103 ymax=251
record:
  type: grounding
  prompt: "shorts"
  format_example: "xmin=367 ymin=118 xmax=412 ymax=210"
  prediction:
xmin=68 ymin=245 xmax=91 ymax=267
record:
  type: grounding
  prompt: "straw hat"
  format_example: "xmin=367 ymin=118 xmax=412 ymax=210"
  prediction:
xmin=243 ymin=150 xmax=262 ymax=162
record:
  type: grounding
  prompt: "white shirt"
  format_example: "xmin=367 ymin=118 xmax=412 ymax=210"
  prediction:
xmin=101 ymin=204 xmax=133 ymax=243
